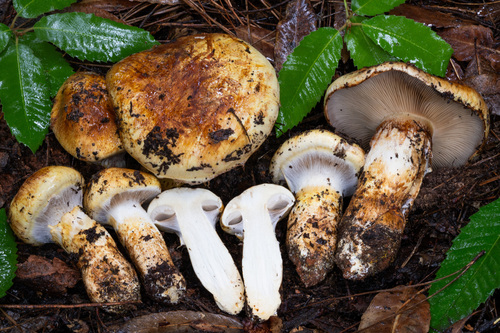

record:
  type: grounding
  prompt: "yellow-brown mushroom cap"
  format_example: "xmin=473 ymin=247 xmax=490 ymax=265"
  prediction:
xmin=51 ymin=72 xmax=124 ymax=163
xmin=106 ymin=33 xmax=280 ymax=183
xmin=324 ymin=62 xmax=490 ymax=168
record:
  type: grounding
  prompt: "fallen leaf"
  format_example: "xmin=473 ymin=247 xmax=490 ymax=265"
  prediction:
xmin=358 ymin=286 xmax=430 ymax=333
xmin=65 ymin=3 xmax=126 ymax=24
xmin=464 ymin=58 xmax=500 ymax=116
xmin=274 ymin=0 xmax=317 ymax=71
xmin=135 ymin=0 xmax=180 ymax=5
xmin=235 ymin=25 xmax=275 ymax=61
xmin=16 ymin=255 xmax=80 ymax=294
xmin=477 ymin=3 xmax=500 ymax=26
xmin=75 ymin=0 xmax=137 ymax=12
xmin=389 ymin=4 xmax=474 ymax=28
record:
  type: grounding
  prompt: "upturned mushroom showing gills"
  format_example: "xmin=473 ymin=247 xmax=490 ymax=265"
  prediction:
xmin=8 ymin=166 xmax=140 ymax=312
xmin=51 ymin=72 xmax=125 ymax=167
xmin=84 ymin=167 xmax=186 ymax=303
xmin=324 ymin=62 xmax=490 ymax=280
xmin=221 ymin=184 xmax=295 ymax=321
xmin=106 ymin=33 xmax=279 ymax=183
xmin=269 ymin=129 xmax=365 ymax=287
xmin=147 ymin=187 xmax=244 ymax=315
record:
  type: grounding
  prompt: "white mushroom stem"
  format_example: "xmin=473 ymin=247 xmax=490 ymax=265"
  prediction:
xmin=287 ymin=185 xmax=341 ymax=287
xmin=221 ymin=184 xmax=295 ymax=321
xmin=50 ymin=206 xmax=140 ymax=311
xmin=335 ymin=116 xmax=432 ymax=280
xmin=148 ymin=188 xmax=244 ymax=315
xmin=107 ymin=200 xmax=185 ymax=303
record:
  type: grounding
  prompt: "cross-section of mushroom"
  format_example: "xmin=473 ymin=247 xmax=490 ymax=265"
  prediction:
xmin=324 ymin=62 xmax=490 ymax=280
xmin=147 ymin=187 xmax=244 ymax=315
xmin=221 ymin=184 xmax=295 ymax=321
xmin=8 ymin=166 xmax=140 ymax=312
xmin=106 ymin=33 xmax=279 ymax=183
xmin=51 ymin=72 xmax=125 ymax=167
xmin=270 ymin=129 xmax=365 ymax=287
xmin=84 ymin=167 xmax=186 ymax=303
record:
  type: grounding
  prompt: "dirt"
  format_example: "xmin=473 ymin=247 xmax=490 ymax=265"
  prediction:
xmin=1 ymin=1 xmax=500 ymax=332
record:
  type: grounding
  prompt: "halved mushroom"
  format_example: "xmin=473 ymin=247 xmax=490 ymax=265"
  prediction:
xmin=106 ymin=33 xmax=279 ymax=183
xmin=51 ymin=72 xmax=125 ymax=167
xmin=8 ymin=166 xmax=140 ymax=311
xmin=84 ymin=167 xmax=186 ymax=303
xmin=221 ymin=184 xmax=295 ymax=321
xmin=147 ymin=187 xmax=244 ymax=315
xmin=269 ymin=129 xmax=365 ymax=287
xmin=324 ymin=62 xmax=490 ymax=280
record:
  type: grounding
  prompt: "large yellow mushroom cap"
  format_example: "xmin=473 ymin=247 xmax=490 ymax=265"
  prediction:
xmin=106 ymin=33 xmax=280 ymax=183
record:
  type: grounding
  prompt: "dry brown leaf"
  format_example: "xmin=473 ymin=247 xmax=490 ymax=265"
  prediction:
xmin=389 ymin=4 xmax=474 ymax=28
xmin=274 ymin=0 xmax=317 ymax=71
xmin=358 ymin=286 xmax=430 ymax=333
xmin=134 ymin=0 xmax=180 ymax=5
xmin=464 ymin=58 xmax=500 ymax=116
xmin=16 ymin=255 xmax=80 ymax=294
xmin=108 ymin=310 xmax=243 ymax=332
xmin=76 ymin=0 xmax=137 ymax=12
xmin=65 ymin=3 xmax=126 ymax=24
xmin=235 ymin=25 xmax=275 ymax=61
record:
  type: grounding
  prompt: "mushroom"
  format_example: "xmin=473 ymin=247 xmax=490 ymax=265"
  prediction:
xmin=220 ymin=184 xmax=295 ymax=321
xmin=51 ymin=71 xmax=125 ymax=167
xmin=147 ymin=187 xmax=244 ymax=315
xmin=8 ymin=166 xmax=140 ymax=311
xmin=106 ymin=33 xmax=279 ymax=183
xmin=323 ymin=62 xmax=490 ymax=280
xmin=269 ymin=129 xmax=365 ymax=287
xmin=84 ymin=167 xmax=186 ymax=303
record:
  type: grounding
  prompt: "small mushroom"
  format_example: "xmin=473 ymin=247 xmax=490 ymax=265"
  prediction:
xmin=8 ymin=166 xmax=140 ymax=311
xmin=324 ymin=62 xmax=490 ymax=280
xmin=220 ymin=184 xmax=295 ymax=321
xmin=106 ymin=33 xmax=279 ymax=183
xmin=147 ymin=187 xmax=244 ymax=315
xmin=84 ymin=167 xmax=186 ymax=303
xmin=269 ymin=129 xmax=365 ymax=287
xmin=51 ymin=72 xmax=125 ymax=167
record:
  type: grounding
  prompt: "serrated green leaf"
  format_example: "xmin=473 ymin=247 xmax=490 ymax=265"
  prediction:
xmin=0 ymin=41 xmax=52 ymax=153
xmin=33 ymin=12 xmax=159 ymax=63
xmin=362 ymin=15 xmax=453 ymax=76
xmin=345 ymin=16 xmax=396 ymax=69
xmin=276 ymin=27 xmax=342 ymax=136
xmin=429 ymin=198 xmax=500 ymax=331
xmin=19 ymin=33 xmax=74 ymax=97
xmin=0 ymin=208 xmax=18 ymax=299
xmin=13 ymin=0 xmax=76 ymax=19
xmin=352 ymin=0 xmax=406 ymax=16
xmin=0 ymin=23 xmax=12 ymax=54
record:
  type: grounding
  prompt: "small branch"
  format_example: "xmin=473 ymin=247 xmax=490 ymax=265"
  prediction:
xmin=0 ymin=300 xmax=142 ymax=310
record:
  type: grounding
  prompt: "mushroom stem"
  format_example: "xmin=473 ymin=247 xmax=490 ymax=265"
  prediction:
xmin=287 ymin=186 xmax=341 ymax=287
xmin=108 ymin=203 xmax=185 ymax=303
xmin=335 ymin=117 xmax=432 ymax=280
xmin=50 ymin=206 xmax=140 ymax=312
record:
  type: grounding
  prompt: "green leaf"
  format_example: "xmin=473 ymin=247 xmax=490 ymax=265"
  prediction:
xmin=0 ymin=23 xmax=12 ymax=54
xmin=33 ymin=12 xmax=159 ymax=63
xmin=0 ymin=41 xmax=52 ymax=153
xmin=276 ymin=27 xmax=342 ymax=136
xmin=13 ymin=0 xmax=76 ymax=19
xmin=352 ymin=0 xmax=406 ymax=16
xmin=19 ymin=33 xmax=74 ymax=97
xmin=345 ymin=16 xmax=396 ymax=69
xmin=429 ymin=198 xmax=500 ymax=331
xmin=0 ymin=208 xmax=18 ymax=298
xmin=362 ymin=15 xmax=453 ymax=76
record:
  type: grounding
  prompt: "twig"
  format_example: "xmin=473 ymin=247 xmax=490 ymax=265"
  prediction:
xmin=0 ymin=300 xmax=142 ymax=310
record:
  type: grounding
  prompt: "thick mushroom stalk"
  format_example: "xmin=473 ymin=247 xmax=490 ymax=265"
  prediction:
xmin=8 ymin=166 xmax=140 ymax=312
xmin=84 ymin=168 xmax=186 ymax=303
xmin=270 ymin=129 xmax=365 ymax=286
xmin=221 ymin=184 xmax=295 ymax=321
xmin=147 ymin=188 xmax=244 ymax=315
xmin=335 ymin=117 xmax=432 ymax=279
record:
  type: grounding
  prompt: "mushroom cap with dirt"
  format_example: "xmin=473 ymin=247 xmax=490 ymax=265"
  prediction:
xmin=221 ymin=184 xmax=295 ymax=321
xmin=323 ymin=62 xmax=490 ymax=280
xmin=84 ymin=167 xmax=186 ymax=303
xmin=269 ymin=129 xmax=365 ymax=287
xmin=148 ymin=187 xmax=245 ymax=315
xmin=51 ymin=72 xmax=125 ymax=167
xmin=106 ymin=33 xmax=279 ymax=184
xmin=8 ymin=166 xmax=140 ymax=311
